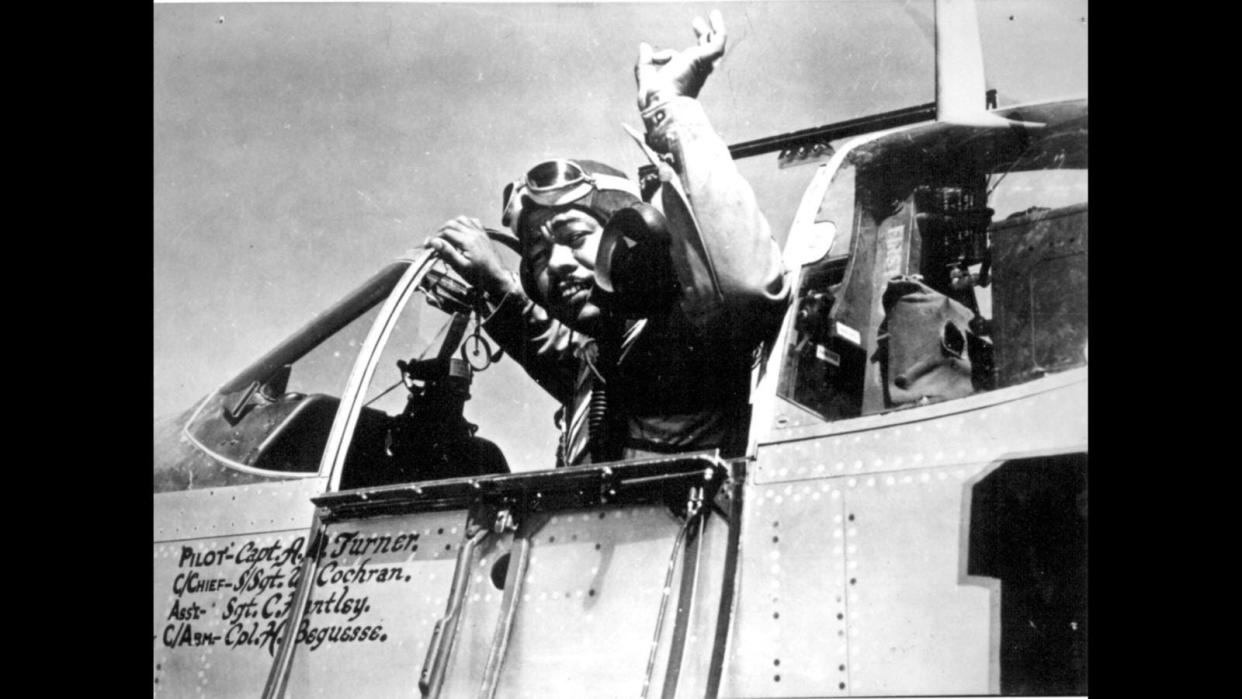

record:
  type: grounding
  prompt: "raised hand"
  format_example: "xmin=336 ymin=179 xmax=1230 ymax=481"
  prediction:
xmin=635 ymin=9 xmax=727 ymax=110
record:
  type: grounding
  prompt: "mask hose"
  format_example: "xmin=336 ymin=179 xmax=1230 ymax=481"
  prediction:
xmin=587 ymin=381 xmax=609 ymax=463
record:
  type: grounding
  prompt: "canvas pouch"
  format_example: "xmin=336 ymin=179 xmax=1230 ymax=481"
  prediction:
xmin=874 ymin=275 xmax=976 ymax=406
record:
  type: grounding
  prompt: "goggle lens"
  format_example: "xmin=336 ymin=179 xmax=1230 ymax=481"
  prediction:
xmin=525 ymin=160 xmax=588 ymax=192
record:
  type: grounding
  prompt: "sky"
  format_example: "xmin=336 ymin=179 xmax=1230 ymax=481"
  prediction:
xmin=154 ymin=0 xmax=1087 ymax=464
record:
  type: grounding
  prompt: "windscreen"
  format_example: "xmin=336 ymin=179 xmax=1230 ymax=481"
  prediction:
xmin=335 ymin=258 xmax=561 ymax=489
xmin=155 ymin=264 xmax=408 ymax=491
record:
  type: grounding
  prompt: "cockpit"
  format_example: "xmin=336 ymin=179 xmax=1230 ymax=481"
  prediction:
xmin=776 ymin=99 xmax=1087 ymax=425
xmin=153 ymin=99 xmax=1087 ymax=495
xmin=152 ymin=98 xmax=1088 ymax=699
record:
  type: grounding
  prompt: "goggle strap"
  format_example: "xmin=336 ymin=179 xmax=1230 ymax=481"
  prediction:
xmin=587 ymin=173 xmax=642 ymax=200
xmin=501 ymin=179 xmax=523 ymax=227
xmin=502 ymin=167 xmax=640 ymax=228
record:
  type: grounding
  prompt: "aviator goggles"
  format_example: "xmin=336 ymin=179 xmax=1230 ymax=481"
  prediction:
xmin=502 ymin=159 xmax=641 ymax=229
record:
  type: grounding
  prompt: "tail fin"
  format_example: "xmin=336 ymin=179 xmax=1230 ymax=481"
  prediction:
xmin=935 ymin=0 xmax=1040 ymax=128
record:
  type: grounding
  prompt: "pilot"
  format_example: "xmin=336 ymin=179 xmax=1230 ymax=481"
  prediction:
xmin=426 ymin=11 xmax=789 ymax=466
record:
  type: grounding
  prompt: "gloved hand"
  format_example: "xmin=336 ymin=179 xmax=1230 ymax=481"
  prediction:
xmin=635 ymin=9 xmax=727 ymax=110
xmin=425 ymin=216 xmax=521 ymax=298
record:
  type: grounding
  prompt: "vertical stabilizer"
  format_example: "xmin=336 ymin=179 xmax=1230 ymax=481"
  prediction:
xmin=935 ymin=0 xmax=1026 ymax=127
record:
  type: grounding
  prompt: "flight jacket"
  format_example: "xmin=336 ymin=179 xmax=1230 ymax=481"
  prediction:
xmin=482 ymin=96 xmax=790 ymax=464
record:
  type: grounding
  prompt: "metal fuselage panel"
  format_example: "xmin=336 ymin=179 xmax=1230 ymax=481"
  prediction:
xmin=724 ymin=370 xmax=1086 ymax=696
xmin=284 ymin=510 xmax=468 ymax=697
xmin=153 ymin=478 xmax=327 ymax=696
xmin=281 ymin=504 xmax=727 ymax=698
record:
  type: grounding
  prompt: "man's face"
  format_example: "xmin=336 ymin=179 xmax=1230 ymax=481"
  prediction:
xmin=525 ymin=208 xmax=605 ymax=332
